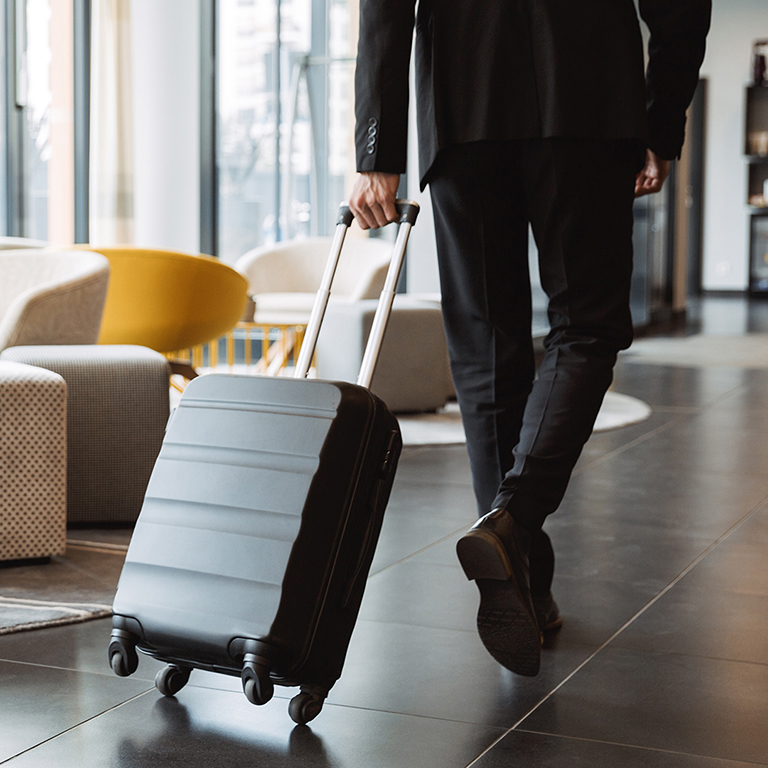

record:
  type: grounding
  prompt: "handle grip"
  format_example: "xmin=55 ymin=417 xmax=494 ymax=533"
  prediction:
xmin=294 ymin=200 xmax=420 ymax=385
xmin=338 ymin=199 xmax=420 ymax=227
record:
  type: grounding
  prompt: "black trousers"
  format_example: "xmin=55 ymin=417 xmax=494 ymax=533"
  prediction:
xmin=429 ymin=139 xmax=643 ymax=593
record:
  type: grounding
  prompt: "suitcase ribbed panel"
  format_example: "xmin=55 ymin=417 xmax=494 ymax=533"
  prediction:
xmin=145 ymin=458 xmax=314 ymax=518
xmin=115 ymin=562 xmax=284 ymax=652
xmin=113 ymin=375 xmax=344 ymax=663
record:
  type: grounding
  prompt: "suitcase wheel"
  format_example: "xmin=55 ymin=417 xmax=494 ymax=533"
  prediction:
xmin=241 ymin=655 xmax=274 ymax=706
xmin=108 ymin=631 xmax=139 ymax=677
xmin=155 ymin=664 xmax=192 ymax=697
xmin=288 ymin=689 xmax=326 ymax=725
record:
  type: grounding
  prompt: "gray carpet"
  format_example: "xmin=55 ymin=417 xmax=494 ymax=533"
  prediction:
xmin=0 ymin=534 xmax=129 ymax=635
xmin=0 ymin=597 xmax=111 ymax=635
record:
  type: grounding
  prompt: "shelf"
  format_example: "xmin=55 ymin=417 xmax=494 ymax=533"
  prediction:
xmin=746 ymin=87 xmax=768 ymax=290
xmin=745 ymin=85 xmax=768 ymax=155
xmin=748 ymin=161 xmax=768 ymax=205
xmin=750 ymin=213 xmax=768 ymax=293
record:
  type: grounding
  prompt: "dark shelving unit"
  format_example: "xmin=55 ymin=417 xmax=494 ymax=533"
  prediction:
xmin=746 ymin=84 xmax=768 ymax=293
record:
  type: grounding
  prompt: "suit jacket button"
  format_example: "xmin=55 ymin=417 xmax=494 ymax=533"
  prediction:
xmin=368 ymin=118 xmax=378 ymax=127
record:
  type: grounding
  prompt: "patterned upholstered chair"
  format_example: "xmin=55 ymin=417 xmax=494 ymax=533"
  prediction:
xmin=0 ymin=361 xmax=67 ymax=562
xmin=1 ymin=345 xmax=171 ymax=526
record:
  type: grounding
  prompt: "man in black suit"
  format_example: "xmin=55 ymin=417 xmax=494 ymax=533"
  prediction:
xmin=350 ymin=0 xmax=711 ymax=676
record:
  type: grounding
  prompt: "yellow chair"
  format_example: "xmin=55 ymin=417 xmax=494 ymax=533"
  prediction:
xmin=65 ymin=246 xmax=248 ymax=354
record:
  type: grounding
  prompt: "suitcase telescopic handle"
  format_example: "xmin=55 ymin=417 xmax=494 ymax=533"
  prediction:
xmin=294 ymin=199 xmax=420 ymax=388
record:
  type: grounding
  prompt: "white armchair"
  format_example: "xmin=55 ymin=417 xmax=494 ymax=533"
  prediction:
xmin=0 ymin=250 xmax=110 ymax=353
xmin=0 ymin=236 xmax=50 ymax=251
xmin=235 ymin=236 xmax=394 ymax=324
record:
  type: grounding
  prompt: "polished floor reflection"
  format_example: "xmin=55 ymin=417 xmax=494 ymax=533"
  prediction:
xmin=2 ymin=301 xmax=768 ymax=767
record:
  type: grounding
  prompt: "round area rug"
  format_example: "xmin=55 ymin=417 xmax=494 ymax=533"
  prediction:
xmin=592 ymin=391 xmax=652 ymax=432
xmin=398 ymin=391 xmax=652 ymax=446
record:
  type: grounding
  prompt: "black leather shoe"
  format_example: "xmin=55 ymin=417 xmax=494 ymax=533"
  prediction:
xmin=532 ymin=592 xmax=562 ymax=634
xmin=456 ymin=508 xmax=541 ymax=676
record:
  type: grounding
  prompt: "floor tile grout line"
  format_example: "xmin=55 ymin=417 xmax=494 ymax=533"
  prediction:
xmin=512 ymin=728 xmax=768 ymax=766
xmin=699 ymin=380 xmax=759 ymax=408
xmin=0 ymin=689 xmax=153 ymax=765
xmin=644 ymin=405 xmax=703 ymax=413
xmin=66 ymin=540 xmax=129 ymax=552
xmin=64 ymin=544 xmax=128 ymax=556
xmin=310 ymin=698 xmax=511 ymax=730
xmin=367 ymin=524 xmax=473 ymax=579
xmin=65 ymin=539 xmax=129 ymax=552
xmin=464 ymin=492 xmax=768 ymax=768
xmin=393 ymin=478 xmax=474 ymax=489
xmin=593 ymin=643 xmax=768 ymax=670
xmin=571 ymin=414 xmax=690 ymax=477
xmin=0 ymin=655 xmax=157 ymax=681
xmin=617 ymin=368 xmax=750 ymax=411
xmin=395 ymin=480 xmax=475 ymax=490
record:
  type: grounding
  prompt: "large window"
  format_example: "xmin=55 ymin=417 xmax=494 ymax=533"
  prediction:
xmin=2 ymin=0 xmax=88 ymax=242
xmin=6 ymin=0 xmax=76 ymax=241
xmin=215 ymin=0 xmax=357 ymax=264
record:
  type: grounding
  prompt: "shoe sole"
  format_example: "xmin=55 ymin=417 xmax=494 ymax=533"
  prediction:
xmin=456 ymin=530 xmax=541 ymax=677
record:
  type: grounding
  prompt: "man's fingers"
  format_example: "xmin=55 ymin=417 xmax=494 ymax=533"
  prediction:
xmin=349 ymin=198 xmax=397 ymax=229
xmin=348 ymin=171 xmax=401 ymax=229
xmin=371 ymin=202 xmax=393 ymax=228
xmin=349 ymin=200 xmax=373 ymax=229
xmin=635 ymin=150 xmax=671 ymax=198
xmin=381 ymin=198 xmax=398 ymax=224
xmin=349 ymin=201 xmax=390 ymax=229
xmin=634 ymin=171 xmax=663 ymax=198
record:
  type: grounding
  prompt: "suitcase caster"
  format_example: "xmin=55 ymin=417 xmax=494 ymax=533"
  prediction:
xmin=155 ymin=664 xmax=192 ymax=697
xmin=108 ymin=629 xmax=139 ymax=677
xmin=241 ymin=654 xmax=274 ymax=706
xmin=288 ymin=686 xmax=326 ymax=725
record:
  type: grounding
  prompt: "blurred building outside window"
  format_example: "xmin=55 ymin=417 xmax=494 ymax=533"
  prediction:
xmin=15 ymin=0 xmax=75 ymax=243
xmin=216 ymin=0 xmax=358 ymax=266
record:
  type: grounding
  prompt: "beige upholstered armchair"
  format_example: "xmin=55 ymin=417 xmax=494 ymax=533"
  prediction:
xmin=235 ymin=236 xmax=394 ymax=323
xmin=0 ymin=250 xmax=111 ymax=353
xmin=235 ymin=236 xmax=452 ymax=413
xmin=0 ymin=236 xmax=50 ymax=250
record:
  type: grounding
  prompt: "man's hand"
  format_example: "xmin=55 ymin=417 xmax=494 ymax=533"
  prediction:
xmin=349 ymin=172 xmax=401 ymax=229
xmin=635 ymin=149 xmax=671 ymax=198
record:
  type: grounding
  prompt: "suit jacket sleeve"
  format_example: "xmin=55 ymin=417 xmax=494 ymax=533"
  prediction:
xmin=354 ymin=0 xmax=417 ymax=174
xmin=639 ymin=0 xmax=711 ymax=160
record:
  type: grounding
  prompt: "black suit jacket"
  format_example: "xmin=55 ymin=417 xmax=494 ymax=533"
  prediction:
xmin=355 ymin=0 xmax=711 ymax=186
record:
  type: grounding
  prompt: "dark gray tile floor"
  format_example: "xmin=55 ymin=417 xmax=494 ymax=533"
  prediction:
xmin=3 ymin=300 xmax=768 ymax=766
